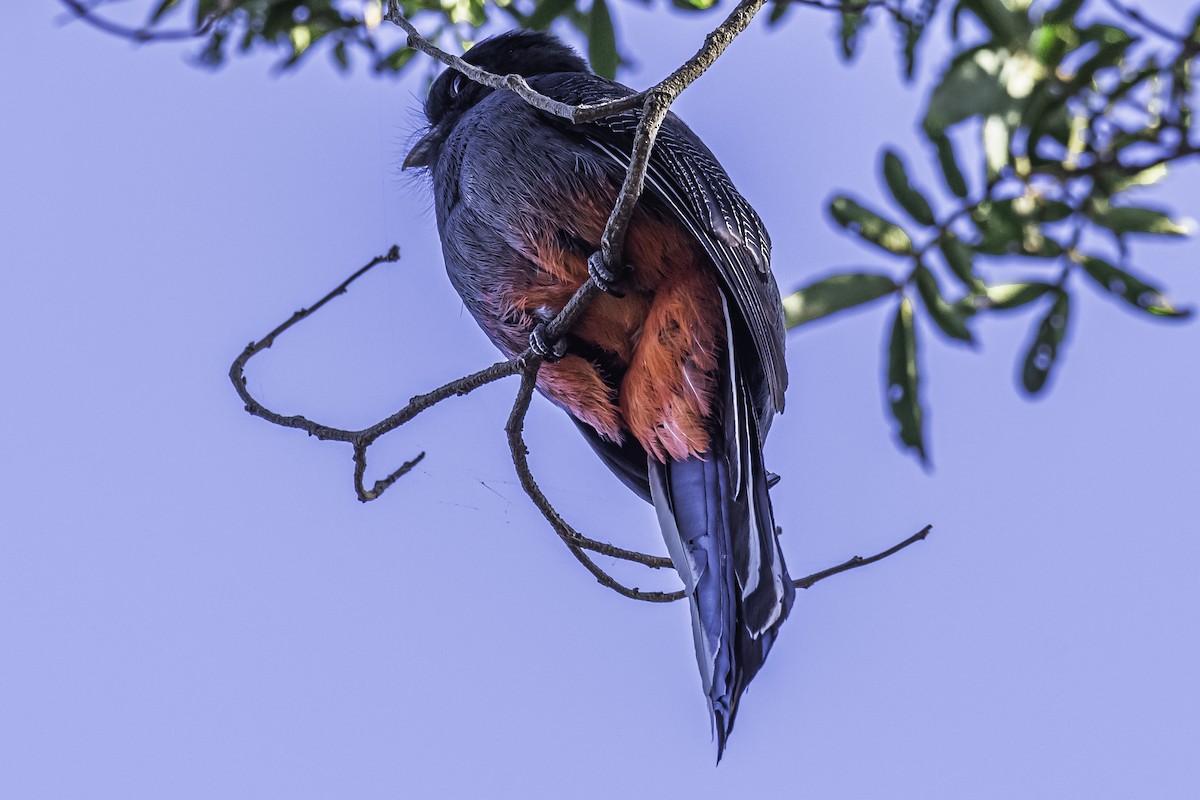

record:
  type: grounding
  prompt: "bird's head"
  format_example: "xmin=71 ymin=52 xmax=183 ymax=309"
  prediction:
xmin=403 ymin=30 xmax=589 ymax=170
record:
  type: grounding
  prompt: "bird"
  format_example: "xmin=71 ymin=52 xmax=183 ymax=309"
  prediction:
xmin=404 ymin=29 xmax=794 ymax=759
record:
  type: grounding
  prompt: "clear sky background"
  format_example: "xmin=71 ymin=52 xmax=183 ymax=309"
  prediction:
xmin=3 ymin=1 xmax=1199 ymax=797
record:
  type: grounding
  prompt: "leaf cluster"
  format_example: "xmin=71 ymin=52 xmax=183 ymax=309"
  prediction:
xmin=784 ymin=0 xmax=1197 ymax=462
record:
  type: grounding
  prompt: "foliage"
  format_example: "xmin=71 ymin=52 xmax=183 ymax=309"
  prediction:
xmin=790 ymin=0 xmax=1197 ymax=462
xmin=69 ymin=0 xmax=1199 ymax=464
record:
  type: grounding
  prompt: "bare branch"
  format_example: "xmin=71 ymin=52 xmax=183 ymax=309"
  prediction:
xmin=56 ymin=0 xmax=215 ymax=42
xmin=505 ymin=368 xmax=684 ymax=602
xmin=794 ymin=525 xmax=933 ymax=590
xmin=229 ymin=246 xmax=524 ymax=502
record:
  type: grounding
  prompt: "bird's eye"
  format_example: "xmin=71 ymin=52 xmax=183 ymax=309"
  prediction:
xmin=450 ymin=74 xmax=466 ymax=97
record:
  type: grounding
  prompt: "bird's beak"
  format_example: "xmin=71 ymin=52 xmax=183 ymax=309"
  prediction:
xmin=403 ymin=130 xmax=438 ymax=170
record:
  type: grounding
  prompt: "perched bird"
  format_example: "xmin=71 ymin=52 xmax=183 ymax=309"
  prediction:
xmin=405 ymin=30 xmax=794 ymax=758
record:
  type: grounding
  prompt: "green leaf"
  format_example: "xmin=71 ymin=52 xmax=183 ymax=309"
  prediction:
xmin=195 ymin=0 xmax=219 ymax=28
xmin=958 ymin=0 xmax=1028 ymax=43
xmin=1021 ymin=290 xmax=1070 ymax=394
xmin=767 ymin=0 xmax=793 ymax=27
xmin=1043 ymin=0 xmax=1085 ymax=25
xmin=332 ymin=39 xmax=349 ymax=71
xmin=924 ymin=46 xmax=1008 ymax=134
xmin=898 ymin=13 xmax=923 ymax=81
xmin=984 ymin=282 xmax=1056 ymax=310
xmin=149 ymin=0 xmax=183 ymax=25
xmin=1069 ymin=24 xmax=1135 ymax=87
xmin=932 ymin=133 xmax=969 ymax=198
xmin=1089 ymin=204 xmax=1191 ymax=237
xmin=1030 ymin=22 xmax=1074 ymax=66
xmin=972 ymin=198 xmax=1065 ymax=257
xmin=588 ymin=0 xmax=618 ymax=79
xmin=938 ymin=233 xmax=985 ymax=292
xmin=1080 ymin=257 xmax=1191 ymax=318
xmin=782 ymin=272 xmax=899 ymax=327
xmin=525 ymin=0 xmax=575 ymax=30
xmin=840 ymin=11 xmax=869 ymax=62
xmin=924 ymin=45 xmax=1046 ymax=135
xmin=829 ymin=196 xmax=914 ymax=255
xmin=882 ymin=150 xmax=936 ymax=226
xmin=914 ymin=264 xmax=975 ymax=343
xmin=1109 ymin=163 xmax=1169 ymax=194
xmin=381 ymin=45 xmax=415 ymax=72
xmin=886 ymin=297 xmax=927 ymax=463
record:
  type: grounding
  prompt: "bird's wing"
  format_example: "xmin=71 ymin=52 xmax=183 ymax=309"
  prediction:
xmin=528 ymin=74 xmax=788 ymax=422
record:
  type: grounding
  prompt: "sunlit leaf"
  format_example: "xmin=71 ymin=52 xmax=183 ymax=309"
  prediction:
xmin=1089 ymin=204 xmax=1191 ymax=237
xmin=1080 ymin=257 xmax=1191 ymax=318
xmin=829 ymin=196 xmax=914 ymax=255
xmin=882 ymin=150 xmax=936 ymax=226
xmin=982 ymin=114 xmax=1010 ymax=177
xmin=1030 ymin=22 xmax=1074 ymax=66
xmin=782 ymin=272 xmax=898 ymax=327
xmin=1020 ymin=290 xmax=1070 ymax=394
xmin=984 ymin=282 xmax=1056 ymax=310
xmin=924 ymin=45 xmax=1045 ymax=134
xmin=1109 ymin=163 xmax=1169 ymax=193
xmin=886 ymin=297 xmax=927 ymax=463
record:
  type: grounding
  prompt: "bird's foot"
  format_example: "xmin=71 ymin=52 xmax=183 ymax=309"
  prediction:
xmin=529 ymin=322 xmax=568 ymax=362
xmin=587 ymin=252 xmax=631 ymax=298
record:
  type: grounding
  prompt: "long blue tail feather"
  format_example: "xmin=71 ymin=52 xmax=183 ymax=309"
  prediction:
xmin=648 ymin=373 xmax=794 ymax=761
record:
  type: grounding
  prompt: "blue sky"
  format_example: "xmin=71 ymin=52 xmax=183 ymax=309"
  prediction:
xmin=3 ymin=2 xmax=1199 ymax=797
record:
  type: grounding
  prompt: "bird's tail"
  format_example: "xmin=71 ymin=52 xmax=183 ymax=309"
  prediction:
xmin=647 ymin=368 xmax=795 ymax=761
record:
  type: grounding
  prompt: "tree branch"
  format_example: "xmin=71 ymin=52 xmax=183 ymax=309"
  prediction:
xmin=794 ymin=525 xmax=932 ymax=589
xmin=56 ymin=0 xmax=216 ymax=41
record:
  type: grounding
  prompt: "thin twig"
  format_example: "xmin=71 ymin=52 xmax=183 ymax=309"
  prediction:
xmin=56 ymin=0 xmax=215 ymax=41
xmin=229 ymin=246 xmax=524 ymax=501
xmin=382 ymin=5 xmax=640 ymax=123
xmin=794 ymin=525 xmax=932 ymax=589
xmin=505 ymin=368 xmax=683 ymax=602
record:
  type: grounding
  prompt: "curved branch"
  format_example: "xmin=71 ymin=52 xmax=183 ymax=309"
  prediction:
xmin=505 ymin=368 xmax=683 ymax=603
xmin=57 ymin=0 xmax=216 ymax=42
xmin=229 ymin=246 xmax=523 ymax=501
